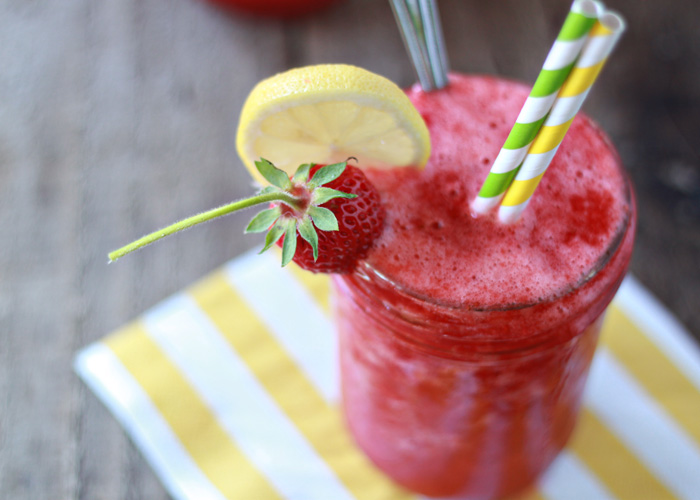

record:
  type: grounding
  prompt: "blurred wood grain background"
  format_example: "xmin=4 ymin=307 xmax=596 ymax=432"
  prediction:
xmin=1 ymin=0 xmax=698 ymax=498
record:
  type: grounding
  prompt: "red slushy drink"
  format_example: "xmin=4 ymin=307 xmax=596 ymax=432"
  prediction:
xmin=333 ymin=74 xmax=635 ymax=499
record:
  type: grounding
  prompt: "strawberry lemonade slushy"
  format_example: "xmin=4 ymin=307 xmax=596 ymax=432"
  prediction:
xmin=333 ymin=74 xmax=636 ymax=499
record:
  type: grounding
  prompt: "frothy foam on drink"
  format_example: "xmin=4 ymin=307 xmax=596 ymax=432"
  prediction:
xmin=363 ymin=74 xmax=630 ymax=308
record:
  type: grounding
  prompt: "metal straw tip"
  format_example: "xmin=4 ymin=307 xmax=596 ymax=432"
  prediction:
xmin=390 ymin=0 xmax=450 ymax=92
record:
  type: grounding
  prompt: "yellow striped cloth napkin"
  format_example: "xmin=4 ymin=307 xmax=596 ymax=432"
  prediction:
xmin=75 ymin=250 xmax=700 ymax=500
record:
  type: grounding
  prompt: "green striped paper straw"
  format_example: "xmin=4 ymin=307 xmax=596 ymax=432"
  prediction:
xmin=498 ymin=10 xmax=626 ymax=224
xmin=472 ymin=0 xmax=600 ymax=214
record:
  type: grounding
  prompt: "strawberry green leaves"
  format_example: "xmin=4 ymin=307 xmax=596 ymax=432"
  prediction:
xmin=308 ymin=206 xmax=338 ymax=231
xmin=312 ymin=187 xmax=356 ymax=205
xmin=255 ymin=158 xmax=292 ymax=190
xmin=246 ymin=159 xmax=357 ymax=267
xmin=281 ymin=218 xmax=298 ymax=266
xmin=297 ymin=218 xmax=319 ymax=260
xmin=245 ymin=206 xmax=281 ymax=233
xmin=109 ymin=160 xmax=347 ymax=263
xmin=308 ymin=161 xmax=347 ymax=187
xmin=260 ymin=220 xmax=285 ymax=253
xmin=292 ymin=163 xmax=312 ymax=183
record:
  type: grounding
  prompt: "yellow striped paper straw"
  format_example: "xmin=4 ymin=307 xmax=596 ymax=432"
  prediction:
xmin=498 ymin=10 xmax=626 ymax=224
xmin=472 ymin=0 xmax=600 ymax=215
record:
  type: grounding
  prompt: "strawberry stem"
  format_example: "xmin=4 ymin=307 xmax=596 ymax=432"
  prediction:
xmin=108 ymin=190 xmax=302 ymax=262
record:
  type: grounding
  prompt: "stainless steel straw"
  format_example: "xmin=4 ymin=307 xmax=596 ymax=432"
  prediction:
xmin=390 ymin=0 xmax=449 ymax=91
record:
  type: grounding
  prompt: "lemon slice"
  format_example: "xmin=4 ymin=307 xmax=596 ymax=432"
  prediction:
xmin=236 ymin=64 xmax=431 ymax=183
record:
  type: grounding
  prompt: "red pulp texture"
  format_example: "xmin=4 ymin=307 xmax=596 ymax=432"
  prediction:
xmin=333 ymin=75 xmax=636 ymax=499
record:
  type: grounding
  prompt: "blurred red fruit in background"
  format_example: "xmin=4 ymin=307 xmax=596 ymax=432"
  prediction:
xmin=204 ymin=0 xmax=339 ymax=18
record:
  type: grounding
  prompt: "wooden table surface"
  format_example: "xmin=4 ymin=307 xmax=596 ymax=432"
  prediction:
xmin=1 ymin=0 xmax=698 ymax=498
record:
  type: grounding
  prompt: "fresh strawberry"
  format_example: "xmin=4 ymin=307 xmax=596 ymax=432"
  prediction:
xmin=108 ymin=158 xmax=385 ymax=275
xmin=274 ymin=164 xmax=385 ymax=273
